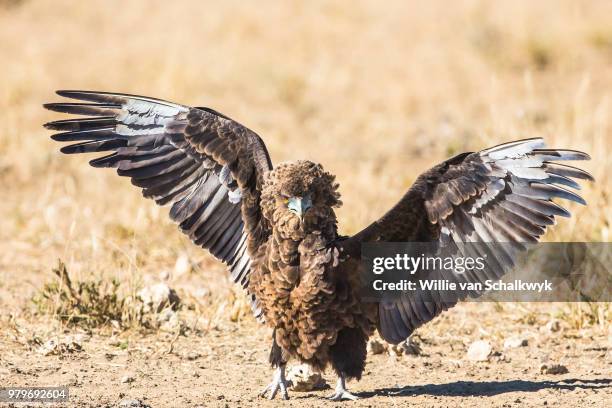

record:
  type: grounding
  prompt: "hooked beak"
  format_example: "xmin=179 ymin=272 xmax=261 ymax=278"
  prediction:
xmin=288 ymin=196 xmax=312 ymax=220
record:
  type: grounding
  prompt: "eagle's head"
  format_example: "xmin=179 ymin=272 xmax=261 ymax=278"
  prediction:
xmin=261 ymin=160 xmax=341 ymax=239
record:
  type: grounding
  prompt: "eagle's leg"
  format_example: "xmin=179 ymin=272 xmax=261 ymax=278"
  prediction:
xmin=260 ymin=329 xmax=290 ymax=400
xmin=259 ymin=364 xmax=289 ymax=400
xmin=329 ymin=374 xmax=359 ymax=401
xmin=328 ymin=327 xmax=367 ymax=401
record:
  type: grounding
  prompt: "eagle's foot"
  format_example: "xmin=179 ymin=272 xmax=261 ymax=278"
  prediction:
xmin=328 ymin=375 xmax=359 ymax=401
xmin=260 ymin=365 xmax=290 ymax=400
xmin=328 ymin=390 xmax=359 ymax=401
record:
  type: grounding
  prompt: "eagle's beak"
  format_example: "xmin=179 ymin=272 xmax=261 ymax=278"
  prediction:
xmin=288 ymin=196 xmax=313 ymax=220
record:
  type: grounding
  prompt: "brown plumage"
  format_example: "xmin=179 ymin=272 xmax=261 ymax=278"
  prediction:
xmin=252 ymin=161 xmax=374 ymax=372
xmin=45 ymin=91 xmax=593 ymax=401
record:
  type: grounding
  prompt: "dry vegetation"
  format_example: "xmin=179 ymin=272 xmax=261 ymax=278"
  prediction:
xmin=0 ymin=0 xmax=610 ymax=407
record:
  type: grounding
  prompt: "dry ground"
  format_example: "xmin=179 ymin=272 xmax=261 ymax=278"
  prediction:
xmin=0 ymin=0 xmax=611 ymax=407
xmin=1 ymin=303 xmax=610 ymax=407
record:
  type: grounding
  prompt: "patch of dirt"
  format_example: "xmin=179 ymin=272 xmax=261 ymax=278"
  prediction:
xmin=1 ymin=303 xmax=610 ymax=407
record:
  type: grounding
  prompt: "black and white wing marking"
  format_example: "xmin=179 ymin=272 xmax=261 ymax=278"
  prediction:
xmin=44 ymin=90 xmax=274 ymax=320
xmin=343 ymin=138 xmax=593 ymax=343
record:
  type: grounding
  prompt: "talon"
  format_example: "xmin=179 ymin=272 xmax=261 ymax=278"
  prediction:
xmin=328 ymin=391 xmax=359 ymax=401
xmin=260 ymin=365 xmax=290 ymax=400
xmin=328 ymin=374 xmax=359 ymax=401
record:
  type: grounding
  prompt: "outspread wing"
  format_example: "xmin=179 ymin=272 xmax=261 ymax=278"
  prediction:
xmin=44 ymin=90 xmax=273 ymax=319
xmin=341 ymin=138 xmax=593 ymax=343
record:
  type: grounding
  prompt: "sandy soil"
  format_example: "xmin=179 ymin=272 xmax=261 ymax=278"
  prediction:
xmin=2 ymin=302 xmax=610 ymax=408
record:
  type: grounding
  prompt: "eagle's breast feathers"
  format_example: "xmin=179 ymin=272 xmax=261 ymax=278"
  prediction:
xmin=249 ymin=161 xmax=374 ymax=368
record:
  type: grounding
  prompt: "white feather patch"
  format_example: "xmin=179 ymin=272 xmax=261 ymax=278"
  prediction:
xmin=115 ymin=124 xmax=163 ymax=136
xmin=470 ymin=178 xmax=505 ymax=213
xmin=508 ymin=167 xmax=549 ymax=180
xmin=484 ymin=138 xmax=545 ymax=160
xmin=123 ymin=99 xmax=184 ymax=117
xmin=228 ymin=189 xmax=242 ymax=204
xmin=494 ymin=157 xmax=544 ymax=169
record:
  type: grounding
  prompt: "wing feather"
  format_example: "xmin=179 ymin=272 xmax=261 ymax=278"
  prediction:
xmin=45 ymin=90 xmax=273 ymax=320
xmin=341 ymin=138 xmax=592 ymax=343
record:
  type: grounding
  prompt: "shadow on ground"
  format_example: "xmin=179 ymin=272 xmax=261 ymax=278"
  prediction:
xmin=361 ymin=378 xmax=612 ymax=398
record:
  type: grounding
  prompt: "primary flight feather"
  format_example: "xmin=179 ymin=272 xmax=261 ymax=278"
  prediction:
xmin=44 ymin=90 xmax=593 ymax=400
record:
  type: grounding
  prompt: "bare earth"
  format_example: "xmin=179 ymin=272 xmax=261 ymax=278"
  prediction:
xmin=2 ymin=300 xmax=610 ymax=407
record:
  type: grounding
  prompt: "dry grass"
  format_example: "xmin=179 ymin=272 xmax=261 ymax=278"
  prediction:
xmin=32 ymin=259 xmax=126 ymax=329
xmin=0 ymin=0 xmax=610 ymax=341
xmin=30 ymin=259 xmax=169 ymax=331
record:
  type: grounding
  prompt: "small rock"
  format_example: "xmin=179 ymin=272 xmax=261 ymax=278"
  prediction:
xmin=448 ymin=359 xmax=462 ymax=368
xmin=546 ymin=320 xmax=561 ymax=333
xmin=63 ymin=336 xmax=84 ymax=352
xmin=157 ymin=309 xmax=181 ymax=332
xmin=37 ymin=337 xmax=83 ymax=356
xmin=173 ymin=254 xmax=192 ymax=277
xmin=401 ymin=337 xmax=422 ymax=356
xmin=137 ymin=283 xmax=180 ymax=313
xmin=185 ymin=351 xmax=200 ymax=361
xmin=503 ymin=337 xmax=528 ymax=349
xmin=367 ymin=339 xmax=387 ymax=355
xmin=492 ymin=352 xmax=511 ymax=363
xmin=119 ymin=399 xmax=150 ymax=408
xmin=38 ymin=339 xmax=59 ymax=356
xmin=73 ymin=333 xmax=91 ymax=343
xmin=540 ymin=363 xmax=568 ymax=375
xmin=466 ymin=340 xmax=492 ymax=361
xmin=121 ymin=374 xmax=135 ymax=384
xmin=287 ymin=364 xmax=327 ymax=392
xmin=156 ymin=308 xmax=175 ymax=323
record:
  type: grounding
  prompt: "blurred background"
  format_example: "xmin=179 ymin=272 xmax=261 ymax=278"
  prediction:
xmin=0 ymin=2 xmax=610 ymax=405
xmin=0 ymin=0 xmax=612 ymax=312
xmin=1 ymin=0 xmax=610 ymax=334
